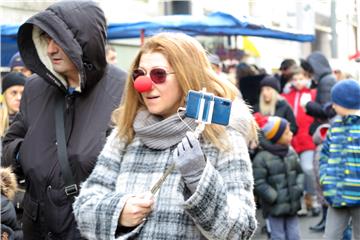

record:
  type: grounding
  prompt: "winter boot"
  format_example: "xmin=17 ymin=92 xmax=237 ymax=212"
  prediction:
xmin=310 ymin=195 xmax=321 ymax=217
xmin=309 ymin=205 xmax=327 ymax=232
xmin=297 ymin=194 xmax=309 ymax=216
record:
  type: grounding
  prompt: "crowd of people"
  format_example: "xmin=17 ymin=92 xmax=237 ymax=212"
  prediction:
xmin=235 ymin=48 xmax=359 ymax=240
xmin=1 ymin=1 xmax=359 ymax=240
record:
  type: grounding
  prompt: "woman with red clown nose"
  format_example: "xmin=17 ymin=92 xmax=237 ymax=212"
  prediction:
xmin=73 ymin=32 xmax=258 ymax=239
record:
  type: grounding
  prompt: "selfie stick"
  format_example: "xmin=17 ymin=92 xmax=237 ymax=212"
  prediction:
xmin=149 ymin=88 xmax=215 ymax=196
xmin=194 ymin=88 xmax=214 ymax=137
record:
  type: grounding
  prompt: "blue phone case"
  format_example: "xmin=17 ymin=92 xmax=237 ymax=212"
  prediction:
xmin=185 ymin=90 xmax=232 ymax=126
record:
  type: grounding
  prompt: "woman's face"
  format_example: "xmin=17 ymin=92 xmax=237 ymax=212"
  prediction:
xmin=4 ymin=85 xmax=24 ymax=114
xmin=261 ymin=86 xmax=275 ymax=103
xmin=137 ymin=52 xmax=182 ymax=118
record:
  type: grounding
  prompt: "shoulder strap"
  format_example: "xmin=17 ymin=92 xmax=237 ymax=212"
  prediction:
xmin=54 ymin=94 xmax=78 ymax=198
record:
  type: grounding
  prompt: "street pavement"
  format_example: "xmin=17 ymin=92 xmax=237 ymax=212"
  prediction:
xmin=252 ymin=210 xmax=325 ymax=240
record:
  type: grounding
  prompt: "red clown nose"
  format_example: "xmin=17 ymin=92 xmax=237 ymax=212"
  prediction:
xmin=134 ymin=76 xmax=153 ymax=93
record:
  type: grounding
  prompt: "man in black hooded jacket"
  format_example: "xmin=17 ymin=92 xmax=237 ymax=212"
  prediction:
xmin=301 ymin=51 xmax=336 ymax=134
xmin=300 ymin=52 xmax=336 ymax=232
xmin=1 ymin=1 xmax=126 ymax=239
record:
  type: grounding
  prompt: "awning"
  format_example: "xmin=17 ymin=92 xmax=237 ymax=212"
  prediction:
xmin=107 ymin=12 xmax=315 ymax=42
xmin=1 ymin=12 xmax=315 ymax=67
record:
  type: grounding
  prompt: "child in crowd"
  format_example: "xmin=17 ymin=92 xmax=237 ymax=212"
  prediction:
xmin=282 ymin=66 xmax=320 ymax=217
xmin=253 ymin=113 xmax=304 ymax=240
xmin=310 ymin=123 xmax=330 ymax=232
xmin=1 ymin=167 xmax=23 ymax=240
xmin=320 ymin=79 xmax=360 ymax=240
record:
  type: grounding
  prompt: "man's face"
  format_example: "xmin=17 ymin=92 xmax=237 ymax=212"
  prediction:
xmin=43 ymin=33 xmax=78 ymax=77
xmin=281 ymin=68 xmax=293 ymax=78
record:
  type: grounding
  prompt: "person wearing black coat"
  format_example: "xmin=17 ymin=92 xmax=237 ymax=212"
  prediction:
xmin=254 ymin=76 xmax=298 ymax=134
xmin=301 ymin=52 xmax=336 ymax=135
xmin=300 ymin=52 xmax=337 ymax=232
xmin=253 ymin=76 xmax=298 ymax=158
xmin=276 ymin=58 xmax=296 ymax=93
xmin=253 ymin=115 xmax=304 ymax=240
xmin=1 ymin=1 xmax=126 ymax=239
xmin=254 ymin=100 xmax=298 ymax=134
xmin=1 ymin=167 xmax=23 ymax=240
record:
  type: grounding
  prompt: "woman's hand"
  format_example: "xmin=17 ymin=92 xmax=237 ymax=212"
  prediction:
xmin=173 ymin=131 xmax=206 ymax=193
xmin=119 ymin=192 xmax=154 ymax=227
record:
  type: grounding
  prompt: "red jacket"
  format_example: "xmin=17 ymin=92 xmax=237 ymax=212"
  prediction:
xmin=282 ymin=88 xmax=317 ymax=153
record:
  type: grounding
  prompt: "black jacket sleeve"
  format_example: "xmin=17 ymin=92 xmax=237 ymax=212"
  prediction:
xmin=306 ymin=101 xmax=336 ymax=120
xmin=316 ymin=75 xmax=335 ymax=106
xmin=274 ymin=100 xmax=298 ymax=135
xmin=305 ymin=101 xmax=327 ymax=119
xmin=284 ymin=104 xmax=298 ymax=134
xmin=305 ymin=75 xmax=336 ymax=120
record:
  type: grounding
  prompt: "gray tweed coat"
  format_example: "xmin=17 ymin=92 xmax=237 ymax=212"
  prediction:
xmin=73 ymin=101 xmax=257 ymax=240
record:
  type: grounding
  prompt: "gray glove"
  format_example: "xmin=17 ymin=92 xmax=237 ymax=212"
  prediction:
xmin=174 ymin=131 xmax=206 ymax=193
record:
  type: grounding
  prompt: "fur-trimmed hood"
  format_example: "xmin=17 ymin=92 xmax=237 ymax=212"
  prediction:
xmin=17 ymin=1 xmax=107 ymax=93
xmin=0 ymin=167 xmax=18 ymax=200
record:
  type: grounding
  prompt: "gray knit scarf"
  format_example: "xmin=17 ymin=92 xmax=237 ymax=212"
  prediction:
xmin=133 ymin=110 xmax=197 ymax=150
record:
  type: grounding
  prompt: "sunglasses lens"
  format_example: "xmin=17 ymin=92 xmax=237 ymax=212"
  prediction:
xmin=150 ymin=68 xmax=167 ymax=84
xmin=132 ymin=69 xmax=145 ymax=81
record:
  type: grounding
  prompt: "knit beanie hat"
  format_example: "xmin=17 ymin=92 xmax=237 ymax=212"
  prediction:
xmin=9 ymin=52 xmax=25 ymax=70
xmin=279 ymin=59 xmax=296 ymax=71
xmin=260 ymin=75 xmax=281 ymax=92
xmin=331 ymin=79 xmax=360 ymax=110
xmin=2 ymin=72 xmax=26 ymax=94
xmin=254 ymin=112 xmax=288 ymax=143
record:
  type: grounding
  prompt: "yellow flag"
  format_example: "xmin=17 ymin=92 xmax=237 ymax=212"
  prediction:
xmin=243 ymin=36 xmax=260 ymax=57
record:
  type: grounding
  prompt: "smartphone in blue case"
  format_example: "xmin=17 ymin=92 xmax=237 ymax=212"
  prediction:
xmin=185 ymin=90 xmax=232 ymax=126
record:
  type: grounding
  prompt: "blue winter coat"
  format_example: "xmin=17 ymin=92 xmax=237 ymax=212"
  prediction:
xmin=320 ymin=115 xmax=360 ymax=207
